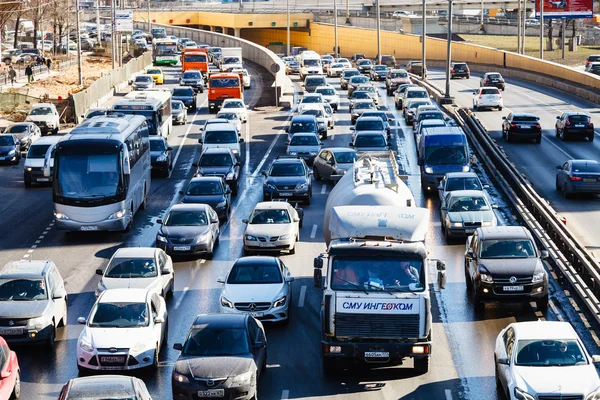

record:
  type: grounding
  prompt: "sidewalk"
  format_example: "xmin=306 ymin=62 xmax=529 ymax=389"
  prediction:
xmin=0 ymin=68 xmax=62 ymax=91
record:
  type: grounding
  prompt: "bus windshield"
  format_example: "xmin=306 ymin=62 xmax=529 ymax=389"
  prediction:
xmin=156 ymin=44 xmax=177 ymax=56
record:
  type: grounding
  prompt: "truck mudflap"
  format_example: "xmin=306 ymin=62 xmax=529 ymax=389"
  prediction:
xmin=321 ymin=340 xmax=431 ymax=364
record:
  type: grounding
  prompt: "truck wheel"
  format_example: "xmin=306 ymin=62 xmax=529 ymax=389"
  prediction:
xmin=414 ymin=357 xmax=429 ymax=374
xmin=322 ymin=358 xmax=338 ymax=375
xmin=536 ymin=295 xmax=549 ymax=313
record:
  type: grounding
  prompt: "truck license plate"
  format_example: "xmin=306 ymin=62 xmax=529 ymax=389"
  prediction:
xmin=197 ymin=389 xmax=224 ymax=397
xmin=365 ymin=351 xmax=389 ymax=358
xmin=37 ymin=178 xmax=49 ymax=182
xmin=0 ymin=328 xmax=23 ymax=335
xmin=173 ymin=246 xmax=191 ymax=251
xmin=80 ymin=226 xmax=98 ymax=231
xmin=503 ymin=285 xmax=524 ymax=291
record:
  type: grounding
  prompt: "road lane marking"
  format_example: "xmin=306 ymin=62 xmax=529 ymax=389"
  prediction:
xmin=544 ymin=136 xmax=574 ymax=159
xmin=298 ymin=285 xmax=306 ymax=307
xmin=281 ymin=390 xmax=289 ymax=400
xmin=35 ymin=240 xmax=41 ymax=244
xmin=320 ymin=184 xmax=327 ymax=194
xmin=310 ymin=224 xmax=318 ymax=239
xmin=445 ymin=389 xmax=453 ymax=400
xmin=244 ymin=118 xmax=250 ymax=179
xmin=171 ymin=98 xmax=207 ymax=169
xmin=174 ymin=286 xmax=190 ymax=309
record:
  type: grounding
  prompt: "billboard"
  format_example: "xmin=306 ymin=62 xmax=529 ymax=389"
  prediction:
xmin=535 ymin=0 xmax=593 ymax=18
xmin=115 ymin=10 xmax=133 ymax=34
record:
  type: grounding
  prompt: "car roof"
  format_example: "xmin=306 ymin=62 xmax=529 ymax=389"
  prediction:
xmin=447 ymin=189 xmax=487 ymax=198
xmin=112 ymin=247 xmax=158 ymax=258
xmin=68 ymin=375 xmax=137 ymax=396
xmin=511 ymin=113 xmax=538 ymax=117
xmin=356 ymin=131 xmax=385 ymax=136
xmin=477 ymin=226 xmax=530 ymax=240
xmin=0 ymin=260 xmax=53 ymax=278
xmin=192 ymin=313 xmax=248 ymax=329
xmin=291 ymin=115 xmax=317 ymax=122
xmin=273 ymin=157 xmax=304 ymax=164
xmin=445 ymin=172 xmax=479 ymax=179
xmin=511 ymin=321 xmax=578 ymax=341
xmin=570 ymin=159 xmax=599 ymax=165
xmin=253 ymin=201 xmax=290 ymax=210
xmin=290 ymin=132 xmax=319 ymax=137
xmin=8 ymin=122 xmax=36 ymax=127
xmin=222 ymin=98 xmax=244 ymax=104
xmin=563 ymin=112 xmax=590 ymax=116
xmin=190 ymin=176 xmax=223 ymax=183
xmin=201 ymin=147 xmax=234 ymax=155
xmin=183 ymin=69 xmax=201 ymax=73
xmin=99 ymin=288 xmax=150 ymax=303
xmin=356 ymin=116 xmax=383 ymax=122
xmin=169 ymin=203 xmax=210 ymax=212
xmin=148 ymin=136 xmax=166 ymax=142
xmin=321 ymin=147 xmax=356 ymax=153
xmin=205 ymin=122 xmax=236 ymax=131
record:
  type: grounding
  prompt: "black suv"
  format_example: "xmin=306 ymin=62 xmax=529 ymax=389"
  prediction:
xmin=180 ymin=69 xmax=205 ymax=93
xmin=555 ymin=112 xmax=594 ymax=142
xmin=464 ymin=226 xmax=549 ymax=311
xmin=450 ymin=62 xmax=470 ymax=79
xmin=380 ymin=55 xmax=397 ymax=68
xmin=194 ymin=147 xmax=241 ymax=195
xmin=501 ymin=113 xmax=541 ymax=143
xmin=262 ymin=156 xmax=313 ymax=205
xmin=172 ymin=86 xmax=197 ymax=110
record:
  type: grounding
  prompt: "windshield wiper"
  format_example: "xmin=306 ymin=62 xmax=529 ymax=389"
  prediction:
xmin=365 ymin=281 xmax=395 ymax=296
xmin=336 ymin=277 xmax=369 ymax=295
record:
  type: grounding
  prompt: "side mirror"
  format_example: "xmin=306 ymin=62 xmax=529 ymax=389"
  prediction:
xmin=242 ymin=219 xmax=249 ymax=223
xmin=483 ymin=184 xmax=490 ymax=189
xmin=440 ymin=206 xmax=447 ymax=211
xmin=0 ymin=370 xmax=10 ymax=379
xmin=235 ymin=161 xmax=241 ymax=166
xmin=308 ymin=171 xmax=313 ymax=176
xmin=284 ymin=126 xmax=289 ymax=132
xmin=173 ymin=343 xmax=183 ymax=351
xmin=492 ymin=204 xmax=498 ymax=209
xmin=154 ymin=316 xmax=165 ymax=324
xmin=541 ymin=250 xmax=549 ymax=259
xmin=502 ymin=116 xmax=507 ymax=120
xmin=592 ymin=355 xmax=600 ymax=363
xmin=556 ymin=165 xmax=562 ymax=170
xmin=95 ymin=268 xmax=103 ymax=276
xmin=217 ymin=277 xmax=225 ymax=283
xmin=167 ymin=146 xmax=173 ymax=151
xmin=313 ymin=268 xmax=323 ymax=288
xmin=198 ymin=138 xmax=203 ymax=143
xmin=261 ymin=171 xmax=267 ymax=177
xmin=497 ymin=357 xmax=509 ymax=365
xmin=285 ymin=276 xmax=295 ymax=282
xmin=179 ymin=190 xmax=184 ymax=195
xmin=225 ymin=187 xmax=232 ymax=194
xmin=192 ymin=163 xmax=198 ymax=168
xmin=253 ymin=339 xmax=265 ymax=349
xmin=466 ymin=249 xmax=474 ymax=258
xmin=156 ymin=219 xmax=163 ymax=224
xmin=211 ymin=218 xmax=219 ymax=223
xmin=314 ymin=256 xmax=323 ymax=269
xmin=556 ymin=116 xmax=560 ymax=120
xmin=437 ymin=184 xmax=443 ymax=190
xmin=239 ymin=138 xmax=244 ymax=143
xmin=77 ymin=317 xmax=86 ymax=325
xmin=350 ymin=126 xmax=355 ymax=131
xmin=348 ymin=142 xmax=354 ymax=147
xmin=293 ymin=217 xmax=300 ymax=222
xmin=417 ymin=158 xmax=423 ymax=166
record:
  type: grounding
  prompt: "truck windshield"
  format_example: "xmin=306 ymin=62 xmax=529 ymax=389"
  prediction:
xmin=184 ymin=54 xmax=206 ymax=63
xmin=210 ymin=78 xmax=239 ymax=88
xmin=331 ymin=257 xmax=424 ymax=292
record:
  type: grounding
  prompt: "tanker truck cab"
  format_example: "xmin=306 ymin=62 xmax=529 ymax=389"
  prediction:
xmin=418 ymin=126 xmax=472 ymax=195
xmin=314 ymin=205 xmax=447 ymax=375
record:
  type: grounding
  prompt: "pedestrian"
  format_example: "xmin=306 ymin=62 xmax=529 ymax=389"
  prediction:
xmin=8 ymin=66 xmax=16 ymax=86
xmin=46 ymin=58 xmax=52 ymax=71
xmin=25 ymin=64 xmax=33 ymax=83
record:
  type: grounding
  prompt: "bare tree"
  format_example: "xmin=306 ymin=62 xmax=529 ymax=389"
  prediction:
xmin=0 ymin=0 xmax=23 ymax=50
xmin=27 ymin=0 xmax=46 ymax=50
xmin=49 ymin=0 xmax=68 ymax=55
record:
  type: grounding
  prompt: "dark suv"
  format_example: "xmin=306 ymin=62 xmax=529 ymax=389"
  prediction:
xmin=386 ymin=69 xmax=411 ymax=95
xmin=450 ymin=62 xmax=470 ymax=79
xmin=555 ymin=112 xmax=594 ymax=142
xmin=262 ymin=156 xmax=313 ymax=205
xmin=380 ymin=55 xmax=397 ymax=68
xmin=304 ymin=75 xmax=327 ymax=93
xmin=501 ymin=113 xmax=541 ymax=143
xmin=194 ymin=147 xmax=241 ymax=195
xmin=406 ymin=60 xmax=426 ymax=76
xmin=464 ymin=226 xmax=549 ymax=311
xmin=171 ymin=86 xmax=197 ymax=110
xmin=180 ymin=69 xmax=204 ymax=93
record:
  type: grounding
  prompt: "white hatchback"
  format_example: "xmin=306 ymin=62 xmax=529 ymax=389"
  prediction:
xmin=221 ymin=98 xmax=249 ymax=123
xmin=242 ymin=201 xmax=302 ymax=255
xmin=473 ymin=87 xmax=503 ymax=111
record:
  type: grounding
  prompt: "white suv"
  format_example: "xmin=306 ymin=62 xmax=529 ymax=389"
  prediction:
xmin=472 ymin=87 xmax=503 ymax=111
xmin=242 ymin=201 xmax=303 ymax=255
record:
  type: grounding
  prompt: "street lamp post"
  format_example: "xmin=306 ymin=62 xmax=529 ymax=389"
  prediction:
xmin=539 ymin=0 xmax=544 ymax=59
xmin=76 ymin=0 xmax=83 ymax=85
xmin=445 ymin=0 xmax=453 ymax=99
xmin=111 ymin=0 xmax=116 ymax=69
xmin=517 ymin=0 xmax=522 ymax=54
xmin=421 ymin=0 xmax=426 ymax=79
xmin=334 ymin=0 xmax=339 ymax=57
xmin=376 ymin=0 xmax=381 ymax=63
xmin=286 ymin=0 xmax=290 ymax=56
xmin=521 ymin=0 xmax=526 ymax=54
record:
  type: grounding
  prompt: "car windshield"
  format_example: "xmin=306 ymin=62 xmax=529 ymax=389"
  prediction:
xmin=186 ymin=181 xmax=223 ymax=195
xmin=445 ymin=177 xmax=482 ymax=191
xmin=150 ymin=140 xmax=165 ymax=151
xmin=290 ymin=135 xmax=319 ymax=146
xmin=331 ymin=257 xmax=424 ymax=292
xmin=164 ymin=210 xmax=208 ymax=226
xmin=407 ymin=91 xmax=428 ymax=99
xmin=105 ymin=257 xmax=157 ymax=278
xmin=200 ymin=153 xmax=233 ymax=166
xmin=6 ymin=125 xmax=27 ymax=133
xmin=350 ymin=77 xmax=369 ymax=84
xmin=420 ymin=112 xmax=444 ymax=121
xmin=335 ymin=151 xmax=357 ymax=163
xmin=356 ymin=134 xmax=385 ymax=147
xmin=426 ymin=145 xmax=467 ymax=166
xmin=331 ymin=63 xmax=343 ymax=68
xmin=306 ymin=78 xmax=325 ymax=86
xmin=227 ymin=264 xmax=283 ymax=284
xmin=173 ymin=88 xmax=193 ymax=96
xmin=390 ymin=71 xmax=408 ymax=78
xmin=89 ymin=302 xmax=149 ymax=328
xmin=487 ymin=73 xmax=502 ymax=79
xmin=147 ymin=69 xmax=161 ymax=74
xmin=363 ymin=112 xmax=388 ymax=122
xmin=304 ymin=59 xmax=320 ymax=67
xmin=0 ymin=278 xmax=47 ymax=301
xmin=572 ymin=162 xmax=600 ymax=172
xmin=217 ymin=113 xmax=238 ymax=121
xmin=290 ymin=121 xmax=316 ymax=132
xmin=374 ymin=66 xmax=388 ymax=71
xmin=183 ymin=327 xmax=249 ymax=356
xmin=515 ymin=339 xmax=587 ymax=367
xmin=409 ymin=101 xmax=431 ymax=110
xmin=481 ymin=88 xmax=500 ymax=95
xmin=27 ymin=144 xmax=51 ymax=159
xmin=135 ymin=76 xmax=152 ymax=83
xmin=301 ymin=96 xmax=321 ymax=104
xmin=356 ymin=120 xmax=383 ymax=130
xmin=183 ymin=72 xmax=201 ymax=79
xmin=223 ymin=101 xmax=243 ymax=109
xmin=0 ymin=136 xmax=14 ymax=145
xmin=354 ymin=102 xmax=375 ymax=110
xmin=270 ymin=163 xmax=304 ymax=176
xmin=30 ymin=107 xmax=53 ymax=115
xmin=317 ymin=88 xmax=335 ymax=96
xmin=512 ymin=115 xmax=538 ymax=122
xmin=343 ymin=71 xmax=359 ymax=78
xmin=448 ymin=195 xmax=489 ymax=212
xmin=249 ymin=209 xmax=291 ymax=224
xmin=480 ymin=239 xmax=536 ymax=258
xmin=204 ymin=130 xmax=237 ymax=143
xmin=172 ymin=101 xmax=183 ymax=110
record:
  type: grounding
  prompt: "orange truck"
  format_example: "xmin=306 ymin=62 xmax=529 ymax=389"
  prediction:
xmin=181 ymin=48 xmax=209 ymax=76
xmin=207 ymin=73 xmax=242 ymax=113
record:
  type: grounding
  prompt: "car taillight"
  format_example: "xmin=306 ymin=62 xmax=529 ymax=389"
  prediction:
xmin=498 ymin=94 xmax=502 ymax=98
xmin=570 ymin=176 xmax=582 ymax=181
xmin=565 ymin=120 xmax=570 ymax=126
xmin=486 ymin=79 xmax=490 ymax=83
xmin=451 ymin=69 xmax=455 ymax=72
xmin=535 ymin=124 xmax=541 ymax=129
xmin=586 ymin=61 xmax=590 ymax=65
xmin=500 ymin=78 xmax=505 ymax=82
xmin=479 ymin=94 xmax=483 ymax=99
xmin=590 ymin=123 xmax=594 ymax=128
xmin=510 ymin=123 xmax=517 ymax=127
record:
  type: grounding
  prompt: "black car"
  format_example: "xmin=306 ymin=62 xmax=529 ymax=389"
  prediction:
xmin=501 ymin=113 xmax=542 ymax=143
xmin=340 ymin=69 xmax=360 ymax=90
xmin=262 ymin=156 xmax=313 ymax=204
xmin=180 ymin=69 xmax=204 ymax=93
xmin=172 ymin=314 xmax=266 ymax=400
xmin=194 ymin=147 xmax=241 ymax=195
xmin=149 ymin=136 xmax=173 ymax=177
xmin=356 ymin=59 xmax=374 ymax=74
xmin=450 ymin=62 xmax=470 ymax=79
xmin=480 ymin=72 xmax=505 ymax=91
xmin=180 ymin=176 xmax=232 ymax=221
xmin=555 ymin=112 xmax=594 ymax=142
xmin=406 ymin=60 xmax=426 ymax=76
xmin=0 ymin=134 xmax=21 ymax=165
xmin=370 ymin=65 xmax=390 ymax=81
xmin=464 ymin=226 xmax=549 ymax=311
xmin=172 ymin=86 xmax=197 ymax=110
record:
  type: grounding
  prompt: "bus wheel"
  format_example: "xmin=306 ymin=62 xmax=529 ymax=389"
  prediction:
xmin=140 ymin=188 xmax=147 ymax=210
xmin=124 ymin=204 xmax=133 ymax=232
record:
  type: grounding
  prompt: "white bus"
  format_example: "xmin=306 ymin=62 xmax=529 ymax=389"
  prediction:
xmin=46 ymin=114 xmax=151 ymax=232
xmin=125 ymin=90 xmax=173 ymax=138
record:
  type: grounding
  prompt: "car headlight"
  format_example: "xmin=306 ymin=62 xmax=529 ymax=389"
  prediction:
xmin=232 ymin=150 xmax=239 ymax=155
xmin=264 ymin=183 xmax=276 ymax=190
xmin=27 ymin=316 xmax=46 ymax=330
xmin=197 ymin=232 xmax=209 ymax=242
xmin=7 ymin=149 xmax=15 ymax=156
xmin=132 ymin=341 xmax=149 ymax=353
xmin=226 ymin=172 xmax=235 ymax=180
xmin=462 ymin=165 xmax=471 ymax=172
xmin=424 ymin=167 xmax=433 ymax=174
xmin=289 ymin=151 xmax=298 ymax=156
xmin=79 ymin=337 xmax=94 ymax=353
xmin=156 ymin=154 xmax=167 ymax=162
xmin=220 ymin=296 xmax=233 ymax=308
xmin=26 ymin=167 xmax=32 ymax=171
xmin=482 ymin=221 xmax=494 ymax=227
xmin=156 ymin=234 xmax=167 ymax=243
xmin=278 ymin=234 xmax=290 ymax=241
xmin=514 ymin=387 xmax=535 ymax=400
xmin=216 ymin=201 xmax=227 ymax=209
xmin=586 ymin=386 xmax=600 ymax=400
xmin=95 ymin=280 xmax=107 ymax=297
xmin=296 ymin=183 xmax=309 ymax=190
xmin=54 ymin=212 xmax=69 ymax=220
xmin=231 ymin=370 xmax=254 ymax=387
xmin=532 ymin=267 xmax=546 ymax=283
xmin=449 ymin=221 xmax=463 ymax=228
xmin=480 ymin=273 xmax=494 ymax=283
xmin=273 ymin=295 xmax=287 ymax=307
xmin=173 ymin=372 xmax=190 ymax=384
xmin=245 ymin=234 xmax=258 ymax=241
xmin=108 ymin=209 xmax=127 ymax=220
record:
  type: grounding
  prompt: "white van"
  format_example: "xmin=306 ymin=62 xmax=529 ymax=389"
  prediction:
xmin=199 ymin=123 xmax=244 ymax=158
xmin=23 ymin=135 xmax=61 ymax=187
xmin=299 ymin=51 xmax=323 ymax=80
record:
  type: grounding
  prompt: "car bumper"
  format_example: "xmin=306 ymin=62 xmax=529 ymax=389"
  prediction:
xmin=562 ymin=128 xmax=594 ymax=138
xmin=151 ymin=160 xmax=170 ymax=172
xmin=263 ymin=189 xmax=310 ymax=201
xmin=475 ymin=280 xmax=548 ymax=301
xmin=24 ymin=169 xmax=53 ymax=183
xmin=507 ymin=130 xmax=542 ymax=140
xmin=0 ymin=323 xmax=53 ymax=344
xmin=173 ymin=381 xmax=255 ymax=400
xmin=476 ymin=100 xmax=503 ymax=108
xmin=452 ymin=72 xmax=469 ymax=78
xmin=77 ymin=347 xmax=155 ymax=371
xmin=321 ymin=339 xmax=431 ymax=365
xmin=156 ymin=240 xmax=212 ymax=255
xmin=220 ymin=303 xmax=289 ymax=322
xmin=174 ymin=113 xmax=186 ymax=123
xmin=244 ymin=238 xmax=295 ymax=252
xmin=569 ymin=181 xmax=600 ymax=194
xmin=446 ymin=225 xmax=491 ymax=238
xmin=55 ymin=216 xmax=128 ymax=232
xmin=0 ymin=153 xmax=19 ymax=162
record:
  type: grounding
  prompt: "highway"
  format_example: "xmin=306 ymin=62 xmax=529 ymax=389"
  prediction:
xmin=1 ymin=59 xmax=599 ymax=400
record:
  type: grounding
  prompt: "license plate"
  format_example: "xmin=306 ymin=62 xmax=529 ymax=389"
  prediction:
xmin=465 ymin=229 xmax=475 ymax=234
xmin=197 ymin=390 xmax=224 ymax=398
xmin=519 ymin=125 xmax=530 ymax=129
xmin=260 ymin=243 xmax=276 ymax=247
xmin=0 ymin=328 xmax=23 ymax=335
xmin=100 ymin=356 xmax=124 ymax=363
xmin=365 ymin=351 xmax=389 ymax=358
xmin=503 ymin=286 xmax=524 ymax=291
xmin=37 ymin=178 xmax=49 ymax=182
xmin=575 ymin=124 xmax=585 ymax=128
xmin=173 ymin=246 xmax=191 ymax=251
xmin=246 ymin=312 xmax=264 ymax=317
xmin=80 ymin=226 xmax=98 ymax=231
xmin=583 ymin=178 xmax=596 ymax=183
xmin=279 ymin=192 xmax=293 ymax=196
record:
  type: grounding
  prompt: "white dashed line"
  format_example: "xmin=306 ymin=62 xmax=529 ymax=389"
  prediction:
xmin=31 ymin=245 xmax=37 ymax=249
xmin=171 ymin=99 xmax=207 ymax=168
xmin=174 ymin=286 xmax=190 ymax=310
xmin=35 ymin=240 xmax=41 ymax=244
xmin=320 ymin=185 xmax=327 ymax=194
xmin=200 ymin=259 xmax=206 ymax=264
xmin=22 ymin=254 xmax=29 ymax=258
xmin=27 ymin=249 xmax=33 ymax=253
xmin=310 ymin=224 xmax=318 ymax=239
xmin=281 ymin=390 xmax=289 ymax=400
xmin=298 ymin=285 xmax=306 ymax=307
xmin=445 ymin=389 xmax=453 ymax=400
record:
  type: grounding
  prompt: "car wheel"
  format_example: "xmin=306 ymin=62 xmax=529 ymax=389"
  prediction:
xmin=555 ymin=127 xmax=560 ymax=138
xmin=464 ymin=264 xmax=471 ymax=290
xmin=24 ymin=180 xmax=32 ymax=188
xmin=206 ymin=241 xmax=214 ymax=259
xmin=244 ymin=248 xmax=254 ymax=256
xmin=472 ymin=286 xmax=484 ymax=311
xmin=313 ymin=167 xmax=321 ymax=181
xmin=563 ymin=183 xmax=572 ymax=199
xmin=289 ymin=245 xmax=296 ymax=255
xmin=151 ymin=346 xmax=159 ymax=371
xmin=473 ymin=104 xmax=478 ymax=111
xmin=161 ymin=321 xmax=169 ymax=347
xmin=535 ymin=135 xmax=542 ymax=144
xmin=536 ymin=295 xmax=549 ymax=313
xmin=9 ymin=371 xmax=20 ymax=399
xmin=414 ymin=357 xmax=429 ymax=374
xmin=555 ymin=177 xmax=560 ymax=191
xmin=140 ymin=186 xmax=147 ymax=210
xmin=46 ymin=323 xmax=56 ymax=349
xmin=498 ymin=107 xmax=502 ymax=111
xmin=395 ymin=102 xmax=400 ymax=110
xmin=590 ymin=134 xmax=595 ymax=142
xmin=232 ymin=183 xmax=238 ymax=196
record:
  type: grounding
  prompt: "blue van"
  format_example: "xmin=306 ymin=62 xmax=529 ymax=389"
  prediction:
xmin=418 ymin=126 xmax=470 ymax=194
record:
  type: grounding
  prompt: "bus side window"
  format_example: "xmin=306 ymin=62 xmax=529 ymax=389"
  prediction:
xmin=140 ymin=123 xmax=150 ymax=153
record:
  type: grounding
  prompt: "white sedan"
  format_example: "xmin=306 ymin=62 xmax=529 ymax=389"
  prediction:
xmin=472 ymin=87 xmax=503 ymax=111
xmin=327 ymin=63 xmax=345 ymax=77
xmin=218 ymin=256 xmax=294 ymax=323
xmin=95 ymin=247 xmax=174 ymax=298
xmin=76 ymin=288 xmax=168 ymax=372
xmin=495 ymin=321 xmax=600 ymax=400
xmin=335 ymin=58 xmax=352 ymax=69
xmin=221 ymin=98 xmax=249 ymax=123
xmin=242 ymin=201 xmax=302 ymax=255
